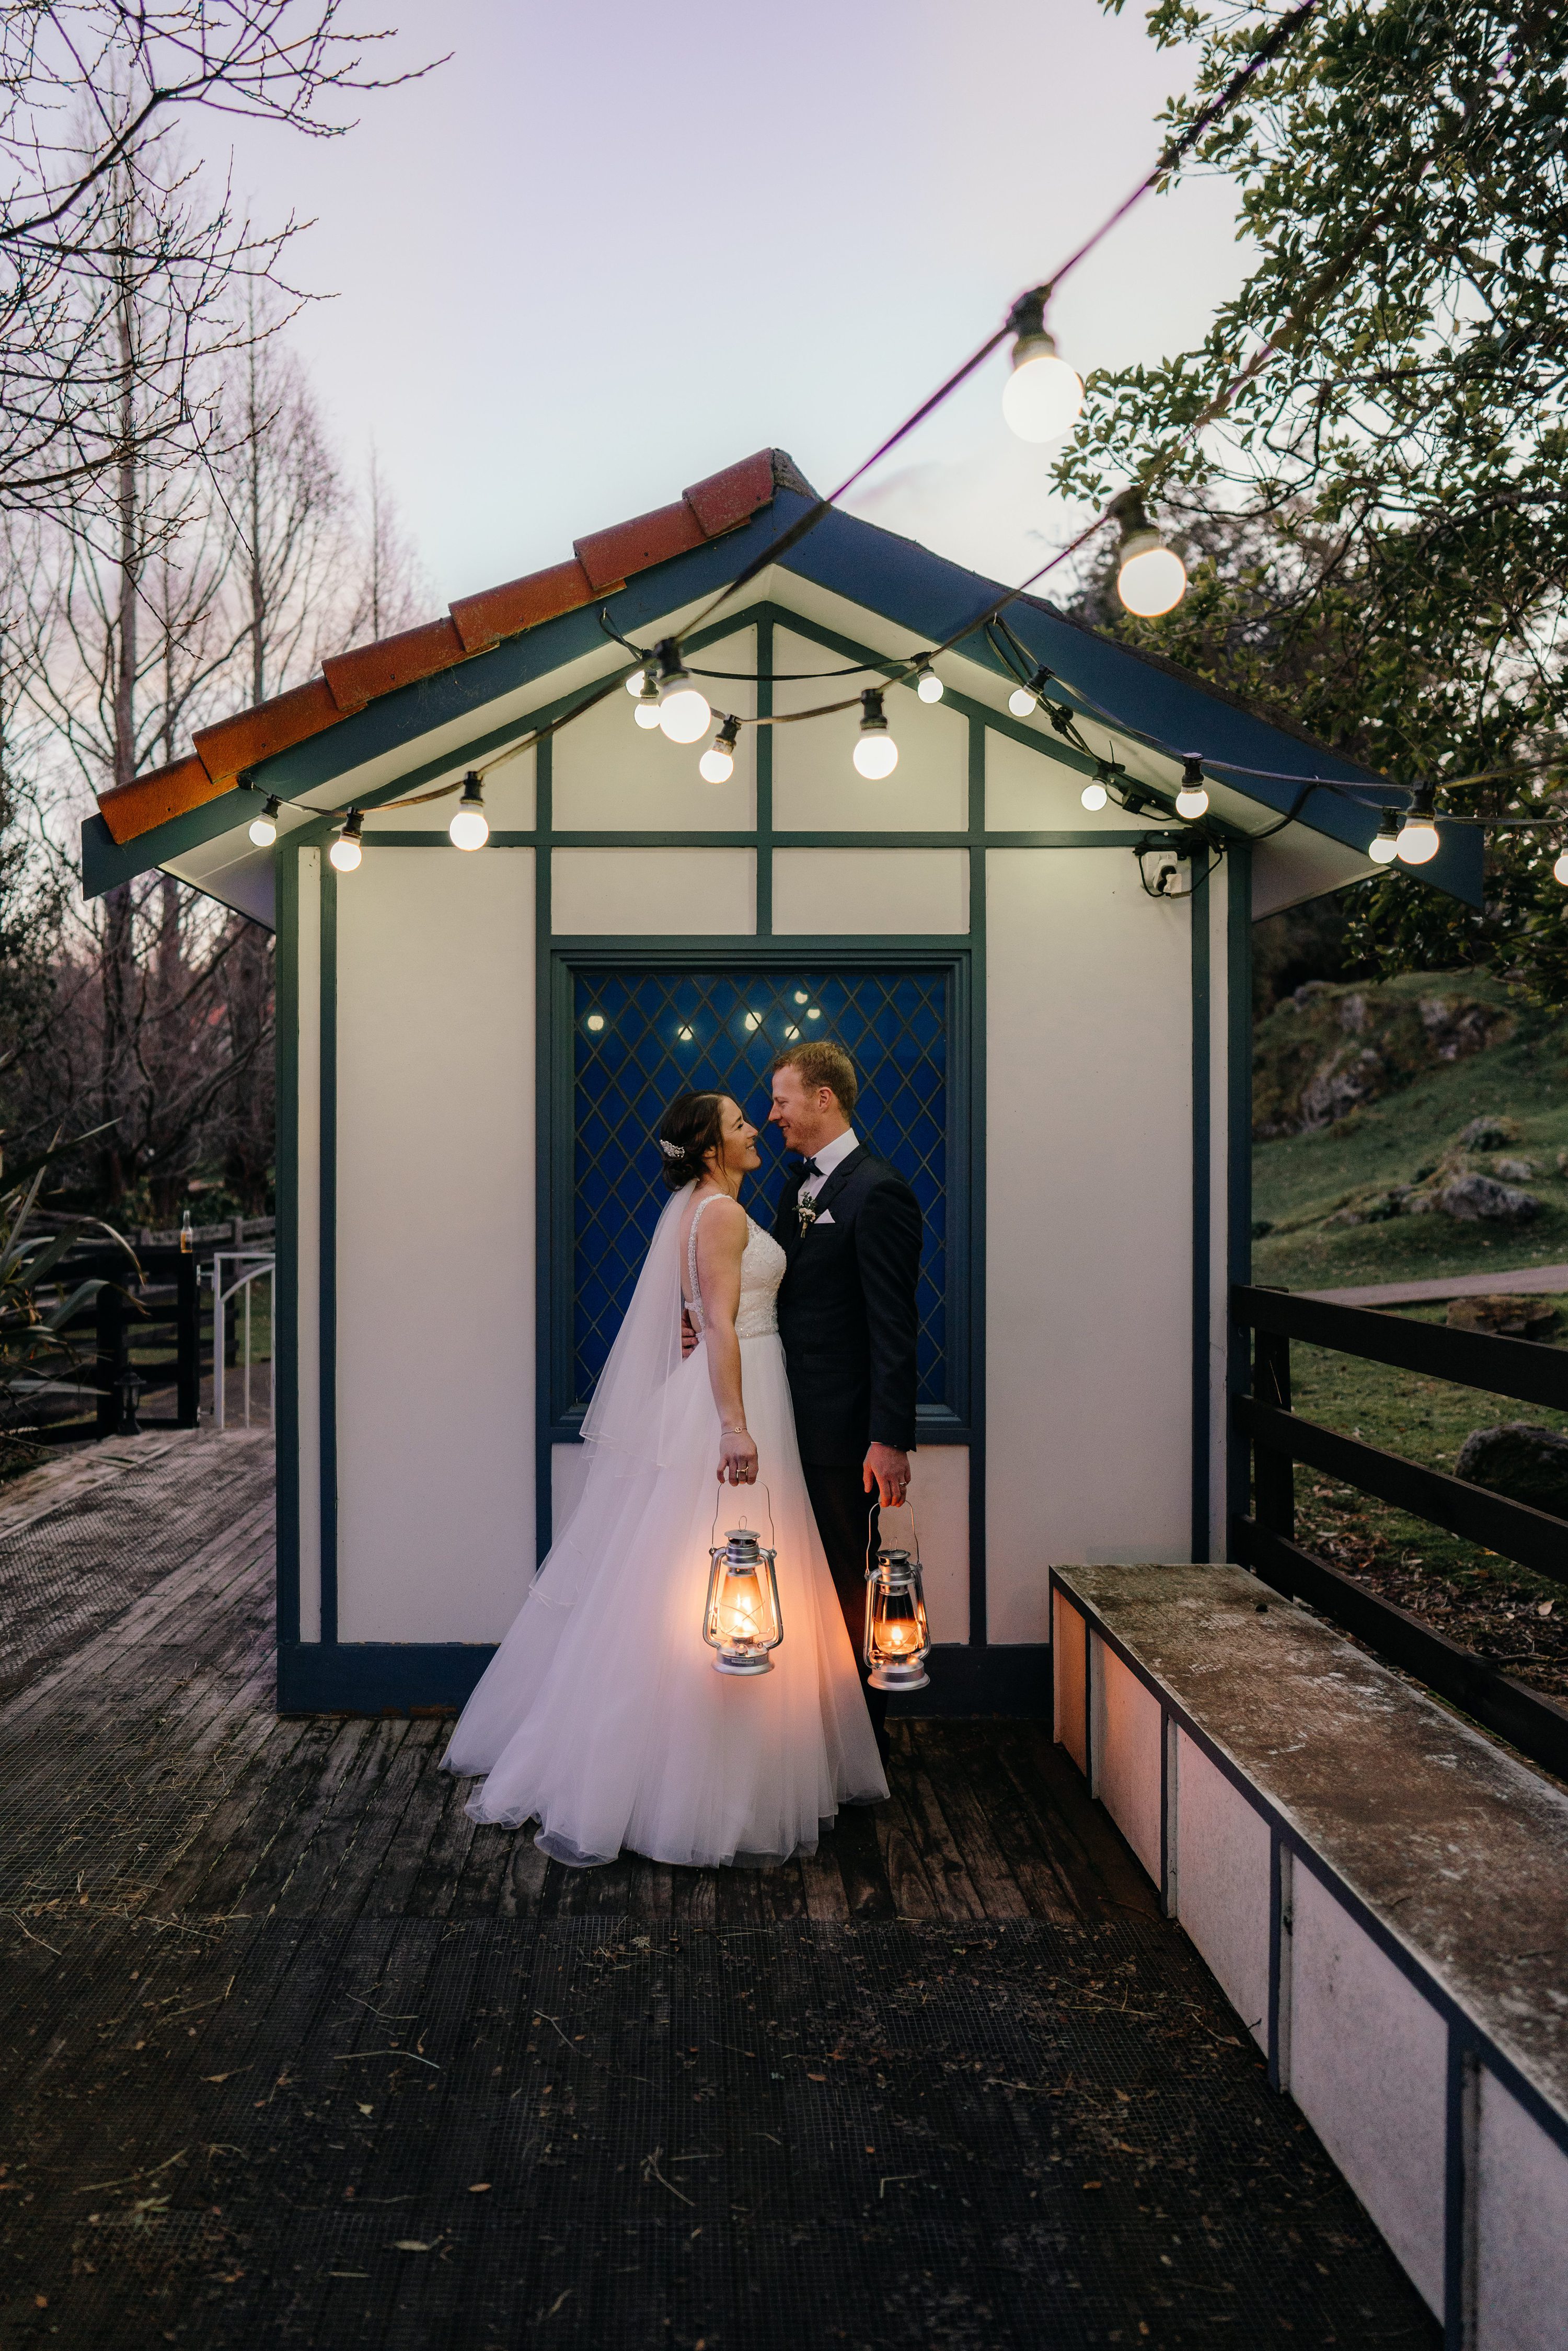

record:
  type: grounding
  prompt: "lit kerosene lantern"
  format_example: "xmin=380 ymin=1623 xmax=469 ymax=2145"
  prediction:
xmin=864 ymin=1517 xmax=932 ymax=1691
xmin=703 ymin=1524 xmax=784 ymax=1676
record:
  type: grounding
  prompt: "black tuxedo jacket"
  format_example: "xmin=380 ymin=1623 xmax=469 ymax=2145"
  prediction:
xmin=772 ymin=1145 xmax=921 ymax=1467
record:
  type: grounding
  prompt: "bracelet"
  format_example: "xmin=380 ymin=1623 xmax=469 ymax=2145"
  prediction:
xmin=721 ymin=1425 xmax=748 ymax=1435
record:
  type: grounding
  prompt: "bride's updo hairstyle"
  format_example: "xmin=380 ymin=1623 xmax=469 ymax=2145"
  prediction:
xmin=656 ymin=1091 xmax=728 ymax=1191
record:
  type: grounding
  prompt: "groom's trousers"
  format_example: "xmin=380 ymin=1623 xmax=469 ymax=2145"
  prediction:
xmin=801 ymin=1462 xmax=889 ymax=1758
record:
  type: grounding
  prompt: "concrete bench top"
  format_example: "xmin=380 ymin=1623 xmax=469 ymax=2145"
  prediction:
xmin=1053 ymin=1560 xmax=1568 ymax=2123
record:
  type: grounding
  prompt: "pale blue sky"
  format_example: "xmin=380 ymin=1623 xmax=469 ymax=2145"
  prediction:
xmin=227 ymin=0 xmax=1247 ymax=604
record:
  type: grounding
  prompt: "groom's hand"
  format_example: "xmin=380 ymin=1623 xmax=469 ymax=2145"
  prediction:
xmin=863 ymin=1444 xmax=910 ymax=1508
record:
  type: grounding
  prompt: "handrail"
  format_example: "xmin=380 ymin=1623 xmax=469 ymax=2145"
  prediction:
xmin=1235 ymin=1393 xmax=1568 ymax=1589
xmin=1232 ymin=1282 xmax=1568 ymax=1411
xmin=1230 ymin=1279 xmax=1568 ymax=1781
xmin=212 ymin=1251 xmax=274 ymax=1433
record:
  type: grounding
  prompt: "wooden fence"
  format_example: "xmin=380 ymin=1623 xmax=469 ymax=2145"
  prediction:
xmin=1231 ymin=1283 xmax=1568 ymax=1779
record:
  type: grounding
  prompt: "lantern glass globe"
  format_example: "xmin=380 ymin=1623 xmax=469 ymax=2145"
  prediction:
xmin=916 ymin=668 xmax=943 ymax=703
xmin=1080 ymin=779 xmax=1109 ymax=811
xmin=248 ymin=813 xmax=278 ymax=847
xmin=1007 ymin=686 xmax=1036 ymax=717
xmin=1397 ymin=818 xmax=1440 ymax=866
xmin=1554 ymin=850 xmax=1568 ymax=886
xmin=1175 ymin=782 xmax=1209 ymax=819
xmin=329 ymin=833 xmax=362 ymax=873
xmin=658 ymin=682 xmax=711 ymax=744
xmin=699 ymin=744 xmax=734 ymax=784
xmin=1117 ymin=543 xmax=1187 ymax=617
xmin=853 ymin=731 xmax=898 ymax=780
xmin=1002 ymin=343 xmax=1084 ymax=443
xmin=449 ymin=804 xmax=489 ymax=851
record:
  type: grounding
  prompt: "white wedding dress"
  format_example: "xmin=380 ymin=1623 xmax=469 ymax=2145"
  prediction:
xmin=442 ymin=1182 xmax=887 ymax=1866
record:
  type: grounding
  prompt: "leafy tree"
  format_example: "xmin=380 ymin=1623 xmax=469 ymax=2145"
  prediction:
xmin=1062 ymin=0 xmax=1568 ymax=996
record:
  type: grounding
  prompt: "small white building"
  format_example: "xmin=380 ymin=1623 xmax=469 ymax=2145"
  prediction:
xmin=85 ymin=448 xmax=1480 ymax=1713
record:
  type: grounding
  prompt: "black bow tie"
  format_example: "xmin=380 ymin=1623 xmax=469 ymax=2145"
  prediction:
xmin=795 ymin=1157 xmax=821 ymax=1181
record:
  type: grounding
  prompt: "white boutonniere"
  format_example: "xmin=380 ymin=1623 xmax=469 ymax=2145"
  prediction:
xmin=797 ymin=1191 xmax=820 ymax=1237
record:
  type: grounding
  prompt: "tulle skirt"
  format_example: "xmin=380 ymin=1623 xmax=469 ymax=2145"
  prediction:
xmin=441 ymin=1332 xmax=887 ymax=1867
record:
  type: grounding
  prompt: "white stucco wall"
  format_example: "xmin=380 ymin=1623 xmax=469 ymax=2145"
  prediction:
xmin=985 ymin=847 xmax=1194 ymax=1641
xmin=332 ymin=847 xmax=536 ymax=1642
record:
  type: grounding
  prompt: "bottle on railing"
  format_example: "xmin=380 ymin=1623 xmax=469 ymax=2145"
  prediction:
xmin=179 ymin=1209 xmax=193 ymax=1254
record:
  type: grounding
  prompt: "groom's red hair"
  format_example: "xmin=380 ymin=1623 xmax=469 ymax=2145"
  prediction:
xmin=769 ymin=1040 xmax=858 ymax=1119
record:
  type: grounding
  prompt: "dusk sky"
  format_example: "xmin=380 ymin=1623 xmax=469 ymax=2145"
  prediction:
xmin=227 ymin=0 xmax=1248 ymax=607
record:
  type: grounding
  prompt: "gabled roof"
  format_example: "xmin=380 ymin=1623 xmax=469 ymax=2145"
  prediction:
xmin=96 ymin=447 xmax=811 ymax=849
xmin=80 ymin=445 xmax=1485 ymax=918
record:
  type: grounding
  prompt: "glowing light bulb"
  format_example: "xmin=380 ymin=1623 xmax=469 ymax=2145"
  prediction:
xmin=1002 ymin=327 xmax=1084 ymax=444
xmin=1119 ymin=541 xmax=1187 ymax=617
xmin=633 ymin=677 xmax=662 ymax=729
xmin=854 ymin=688 xmax=898 ymax=779
xmin=329 ymin=810 xmax=363 ymax=872
xmin=247 ymin=794 xmax=280 ymax=848
xmin=1369 ymin=810 xmax=1401 ymax=865
xmin=698 ymin=714 xmax=741 ymax=784
xmin=1080 ymin=777 xmax=1109 ymax=812
xmin=915 ymin=661 xmax=943 ymax=704
xmin=1554 ymin=850 xmax=1568 ymax=886
xmin=1174 ymin=758 xmax=1209 ymax=820
xmin=448 ymin=774 xmax=489 ymax=850
xmin=1110 ymin=488 xmax=1187 ymax=617
xmin=654 ymin=639 xmax=710 ymax=744
xmin=1396 ymin=792 xmax=1440 ymax=865
xmin=625 ymin=665 xmax=651 ymax=695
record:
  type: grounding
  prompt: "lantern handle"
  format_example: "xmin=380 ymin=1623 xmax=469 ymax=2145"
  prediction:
xmin=710 ymin=1485 xmax=778 ymax=1556
xmin=866 ymin=1493 xmax=921 ymax=1572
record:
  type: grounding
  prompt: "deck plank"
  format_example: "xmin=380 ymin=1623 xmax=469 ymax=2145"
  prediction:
xmin=0 ymin=1434 xmax=1441 ymax=2351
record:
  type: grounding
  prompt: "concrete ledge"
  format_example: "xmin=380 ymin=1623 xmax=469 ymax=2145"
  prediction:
xmin=1050 ymin=1561 xmax=1568 ymax=2351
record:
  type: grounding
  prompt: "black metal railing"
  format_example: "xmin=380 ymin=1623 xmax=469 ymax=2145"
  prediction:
xmin=20 ymin=1248 xmax=203 ymax=1442
xmin=1231 ymin=1283 xmax=1568 ymax=1779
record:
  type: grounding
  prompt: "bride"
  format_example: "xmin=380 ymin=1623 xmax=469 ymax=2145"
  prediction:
xmin=442 ymin=1087 xmax=888 ymax=1868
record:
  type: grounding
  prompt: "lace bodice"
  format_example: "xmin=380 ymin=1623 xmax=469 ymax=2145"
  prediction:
xmin=685 ymin=1197 xmax=786 ymax=1341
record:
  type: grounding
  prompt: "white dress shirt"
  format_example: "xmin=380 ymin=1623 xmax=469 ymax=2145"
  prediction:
xmin=799 ymin=1126 xmax=858 ymax=1203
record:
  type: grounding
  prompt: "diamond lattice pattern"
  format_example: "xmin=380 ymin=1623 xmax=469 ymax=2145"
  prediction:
xmin=571 ymin=968 xmax=949 ymax=1415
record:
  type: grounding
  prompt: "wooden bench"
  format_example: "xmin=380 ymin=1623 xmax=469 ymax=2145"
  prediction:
xmin=1050 ymin=1560 xmax=1568 ymax=2351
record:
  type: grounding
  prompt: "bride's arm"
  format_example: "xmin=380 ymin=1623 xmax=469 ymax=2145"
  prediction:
xmin=695 ymin=1197 xmax=759 ymax=1486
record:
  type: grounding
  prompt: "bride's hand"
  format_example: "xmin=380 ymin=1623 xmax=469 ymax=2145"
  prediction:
xmin=718 ymin=1428 xmax=758 ymax=1486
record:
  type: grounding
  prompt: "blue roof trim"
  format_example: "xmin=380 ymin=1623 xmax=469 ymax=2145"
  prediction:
xmin=777 ymin=506 xmax=1483 ymax=909
xmin=77 ymin=485 xmax=1484 ymax=909
xmin=82 ymin=796 xmax=256 ymax=897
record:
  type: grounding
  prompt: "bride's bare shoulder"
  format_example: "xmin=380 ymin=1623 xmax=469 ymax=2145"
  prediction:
xmin=694 ymin=1192 xmax=747 ymax=1240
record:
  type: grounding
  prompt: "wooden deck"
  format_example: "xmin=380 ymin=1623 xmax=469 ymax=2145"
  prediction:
xmin=0 ymin=1432 xmax=1437 ymax=2347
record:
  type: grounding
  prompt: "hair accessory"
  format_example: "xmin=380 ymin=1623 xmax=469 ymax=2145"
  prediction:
xmin=658 ymin=1137 xmax=684 ymax=1160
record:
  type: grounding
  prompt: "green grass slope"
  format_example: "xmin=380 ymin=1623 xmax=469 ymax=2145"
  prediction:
xmin=1252 ymin=971 xmax=1568 ymax=1290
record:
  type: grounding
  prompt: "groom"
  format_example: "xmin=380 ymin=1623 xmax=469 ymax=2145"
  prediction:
xmin=766 ymin=1041 xmax=922 ymax=1757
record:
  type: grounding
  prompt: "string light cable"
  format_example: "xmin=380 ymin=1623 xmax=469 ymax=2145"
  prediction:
xmin=228 ymin=2 xmax=1548 ymax=878
xmin=232 ymin=3 xmax=1327 ymax=846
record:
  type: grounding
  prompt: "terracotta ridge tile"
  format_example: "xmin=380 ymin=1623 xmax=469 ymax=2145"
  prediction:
xmin=98 ymin=755 xmax=229 ymax=847
xmin=449 ymin=556 xmax=603 ymax=655
xmin=322 ymin=616 xmax=467 ymax=712
xmin=193 ymin=677 xmax=343 ymax=788
xmin=683 ymin=449 xmax=777 ymax=537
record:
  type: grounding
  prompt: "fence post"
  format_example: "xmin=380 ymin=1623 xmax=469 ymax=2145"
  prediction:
xmin=93 ymin=1280 xmax=141 ymax=1437
xmin=1253 ymin=1326 xmax=1295 ymax=1541
xmin=175 ymin=1252 xmax=200 ymax=1428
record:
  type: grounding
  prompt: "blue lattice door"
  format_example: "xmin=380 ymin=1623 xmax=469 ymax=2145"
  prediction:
xmin=553 ymin=959 xmax=965 ymax=1433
